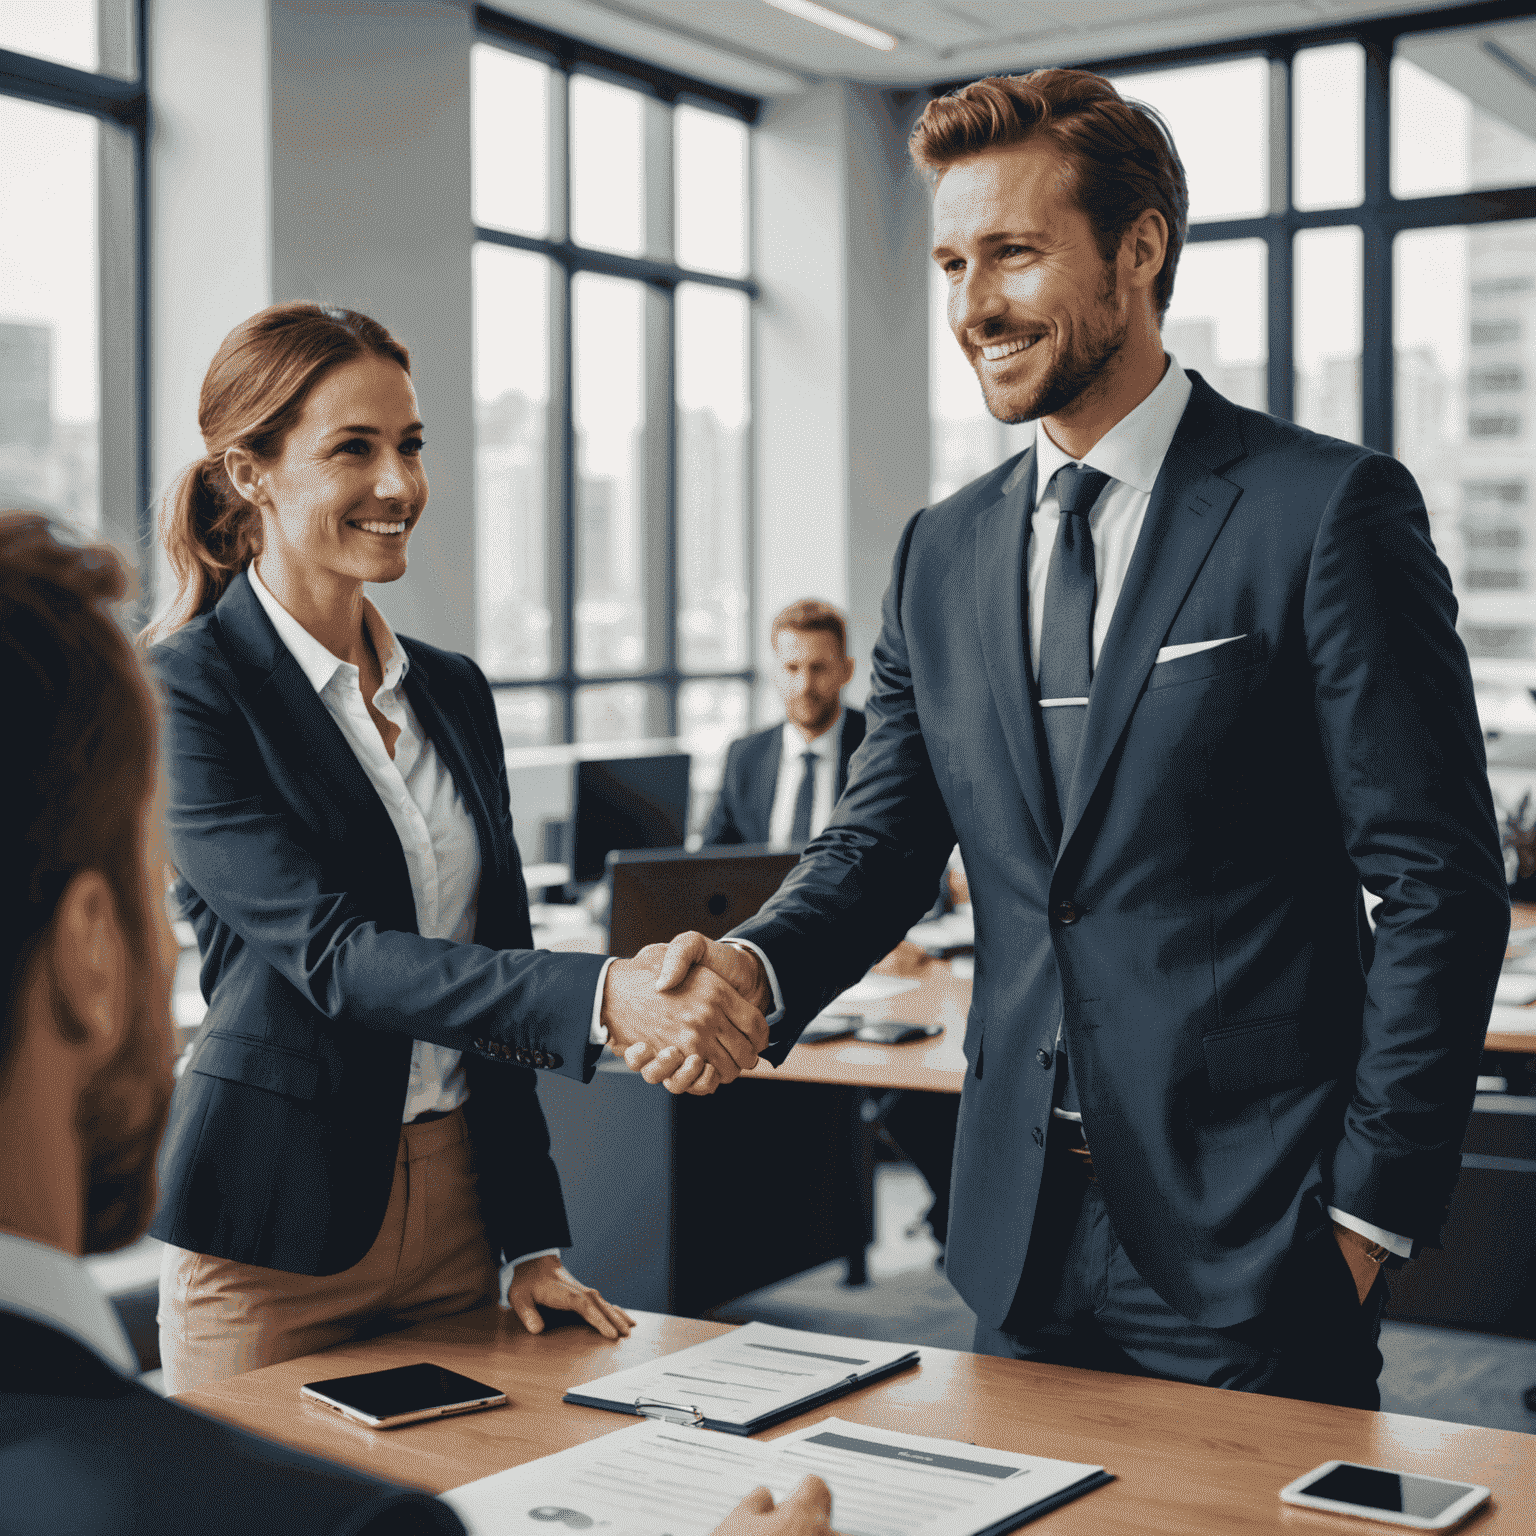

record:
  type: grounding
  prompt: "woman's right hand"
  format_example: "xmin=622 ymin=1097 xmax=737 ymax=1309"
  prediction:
xmin=711 ymin=1477 xmax=840 ymax=1536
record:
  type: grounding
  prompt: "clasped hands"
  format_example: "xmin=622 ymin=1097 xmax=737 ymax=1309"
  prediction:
xmin=599 ymin=932 xmax=771 ymax=1096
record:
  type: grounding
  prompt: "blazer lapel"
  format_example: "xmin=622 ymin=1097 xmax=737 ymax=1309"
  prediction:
xmin=402 ymin=651 xmax=506 ymax=887
xmin=973 ymin=447 xmax=1060 ymax=853
xmin=1057 ymin=386 xmax=1245 ymax=854
xmin=751 ymin=729 xmax=783 ymax=844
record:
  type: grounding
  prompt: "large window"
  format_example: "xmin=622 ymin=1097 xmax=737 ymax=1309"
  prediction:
xmin=2 ymin=2 xmax=147 ymax=601
xmin=472 ymin=11 xmax=758 ymax=746
xmin=928 ymin=8 xmax=1536 ymax=784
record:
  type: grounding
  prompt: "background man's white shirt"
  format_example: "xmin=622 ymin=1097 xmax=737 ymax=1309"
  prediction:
xmin=768 ymin=711 xmax=844 ymax=847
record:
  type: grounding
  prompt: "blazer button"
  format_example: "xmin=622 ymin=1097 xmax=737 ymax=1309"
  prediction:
xmin=473 ymin=1038 xmax=488 ymax=1051
xmin=1032 ymin=1126 xmax=1044 ymax=1147
xmin=1054 ymin=899 xmax=1081 ymax=925
xmin=1036 ymin=1048 xmax=1052 ymax=1069
xmin=547 ymin=1054 xmax=562 ymax=1070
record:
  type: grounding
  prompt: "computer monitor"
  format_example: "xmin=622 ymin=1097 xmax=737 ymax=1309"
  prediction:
xmin=569 ymin=754 xmax=691 ymax=885
xmin=606 ymin=845 xmax=800 ymax=958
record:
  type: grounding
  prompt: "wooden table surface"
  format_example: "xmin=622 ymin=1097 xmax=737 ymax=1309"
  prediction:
xmin=177 ymin=1305 xmax=1533 ymax=1533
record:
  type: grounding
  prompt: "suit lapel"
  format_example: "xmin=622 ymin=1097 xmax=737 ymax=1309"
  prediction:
xmin=751 ymin=729 xmax=783 ymax=843
xmin=973 ymin=447 xmax=1060 ymax=853
xmin=1057 ymin=387 xmax=1245 ymax=854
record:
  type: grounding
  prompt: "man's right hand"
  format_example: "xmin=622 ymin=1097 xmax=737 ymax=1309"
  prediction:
xmin=712 ymin=1476 xmax=839 ymax=1536
xmin=600 ymin=943 xmax=768 ymax=1092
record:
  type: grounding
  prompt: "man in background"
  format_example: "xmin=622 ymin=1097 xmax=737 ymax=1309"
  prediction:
xmin=703 ymin=600 xmax=865 ymax=849
xmin=0 ymin=512 xmax=834 ymax=1536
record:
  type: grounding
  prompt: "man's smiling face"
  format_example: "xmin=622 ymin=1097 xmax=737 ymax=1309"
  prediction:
xmin=931 ymin=137 xmax=1131 ymax=426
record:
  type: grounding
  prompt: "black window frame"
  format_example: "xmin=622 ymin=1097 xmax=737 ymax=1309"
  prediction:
xmin=931 ymin=0 xmax=1536 ymax=454
xmin=1 ymin=6 xmax=151 ymax=620
xmin=473 ymin=6 xmax=761 ymax=746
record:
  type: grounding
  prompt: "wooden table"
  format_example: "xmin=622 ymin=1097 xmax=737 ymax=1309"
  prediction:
xmin=177 ymin=1304 xmax=1535 ymax=1533
xmin=1489 ymin=905 xmax=1536 ymax=1054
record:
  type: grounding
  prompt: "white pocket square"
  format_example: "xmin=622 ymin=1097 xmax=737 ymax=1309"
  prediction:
xmin=1154 ymin=634 xmax=1246 ymax=664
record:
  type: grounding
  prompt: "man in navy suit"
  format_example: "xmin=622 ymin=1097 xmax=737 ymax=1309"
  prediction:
xmin=637 ymin=70 xmax=1508 ymax=1408
xmin=703 ymin=599 xmax=866 ymax=848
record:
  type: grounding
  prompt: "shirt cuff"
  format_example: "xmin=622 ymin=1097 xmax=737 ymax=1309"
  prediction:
xmin=1328 ymin=1207 xmax=1414 ymax=1260
xmin=500 ymin=1248 xmax=562 ymax=1298
xmin=724 ymin=939 xmax=784 ymax=1026
xmin=589 ymin=956 xmax=618 ymax=1046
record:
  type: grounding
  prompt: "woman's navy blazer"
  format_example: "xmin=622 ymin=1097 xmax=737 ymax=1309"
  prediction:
xmin=148 ymin=572 xmax=607 ymax=1276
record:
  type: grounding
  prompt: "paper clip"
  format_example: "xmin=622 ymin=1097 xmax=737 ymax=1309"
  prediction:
xmin=634 ymin=1397 xmax=705 ymax=1426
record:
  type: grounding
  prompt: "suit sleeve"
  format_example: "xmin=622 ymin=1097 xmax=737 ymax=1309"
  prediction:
xmin=152 ymin=641 xmax=607 ymax=1083
xmin=700 ymin=740 xmax=746 ymax=845
xmin=1305 ymin=452 xmax=1509 ymax=1245
xmin=730 ymin=514 xmax=957 ymax=1060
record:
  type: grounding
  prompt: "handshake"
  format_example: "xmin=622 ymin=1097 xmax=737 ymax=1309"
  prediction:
xmin=599 ymin=932 xmax=774 ymax=1096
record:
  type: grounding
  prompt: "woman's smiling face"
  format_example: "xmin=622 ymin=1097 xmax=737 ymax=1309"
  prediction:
xmin=244 ymin=353 xmax=428 ymax=590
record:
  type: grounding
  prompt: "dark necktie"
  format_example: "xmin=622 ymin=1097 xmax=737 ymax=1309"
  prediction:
xmin=1037 ymin=463 xmax=1108 ymax=1122
xmin=790 ymin=749 xmax=818 ymax=844
xmin=1037 ymin=464 xmax=1110 ymax=818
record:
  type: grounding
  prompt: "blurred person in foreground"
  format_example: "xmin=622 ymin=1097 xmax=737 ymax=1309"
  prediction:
xmin=0 ymin=511 xmax=836 ymax=1536
xmin=635 ymin=70 xmax=1508 ymax=1410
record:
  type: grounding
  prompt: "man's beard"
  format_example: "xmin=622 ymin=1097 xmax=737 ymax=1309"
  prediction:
xmin=979 ymin=262 xmax=1128 ymax=426
xmin=788 ymin=694 xmax=840 ymax=737
xmin=73 ymin=958 xmax=175 ymax=1255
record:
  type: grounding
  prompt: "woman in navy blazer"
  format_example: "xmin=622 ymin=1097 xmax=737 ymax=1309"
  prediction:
xmin=147 ymin=304 xmax=635 ymax=1390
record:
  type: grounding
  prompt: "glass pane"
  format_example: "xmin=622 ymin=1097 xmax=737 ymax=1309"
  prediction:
xmin=1294 ymin=226 xmax=1363 ymax=444
xmin=1393 ymin=30 xmax=1536 ymax=199
xmin=1110 ymin=58 xmax=1268 ymax=222
xmin=570 ymin=74 xmax=644 ymax=256
xmin=1396 ymin=222 xmax=1536 ymax=673
xmin=494 ymin=688 xmax=557 ymax=748
xmin=676 ymin=104 xmax=748 ymax=276
xmin=573 ymin=272 xmax=645 ymax=673
xmin=928 ymin=262 xmax=1030 ymax=503
xmin=474 ymin=244 xmax=553 ymax=679
xmin=1294 ymin=43 xmax=1363 ymax=211
xmin=576 ymin=683 xmax=660 ymax=744
xmin=1161 ymin=239 xmax=1266 ymax=412
xmin=679 ymin=678 xmax=750 ymax=754
xmin=0 ymin=97 xmax=100 ymax=537
xmin=677 ymin=284 xmax=749 ymax=670
xmin=473 ymin=43 xmax=549 ymax=237
xmin=3 ymin=0 xmax=97 ymax=73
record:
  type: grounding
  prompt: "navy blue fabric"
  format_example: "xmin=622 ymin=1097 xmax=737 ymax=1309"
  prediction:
xmin=789 ymin=751 xmax=818 ymax=845
xmin=0 ymin=1309 xmax=463 ymax=1534
xmin=701 ymin=708 xmax=866 ymax=846
xmin=730 ymin=374 xmax=1509 ymax=1333
xmin=148 ymin=572 xmax=609 ymax=1276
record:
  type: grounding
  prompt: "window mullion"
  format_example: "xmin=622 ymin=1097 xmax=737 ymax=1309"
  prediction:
xmin=1268 ymin=55 xmax=1294 ymax=422
xmin=1361 ymin=34 xmax=1393 ymax=453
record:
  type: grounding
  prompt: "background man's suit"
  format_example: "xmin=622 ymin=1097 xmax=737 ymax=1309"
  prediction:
xmin=702 ymin=709 xmax=866 ymax=846
xmin=732 ymin=371 xmax=1508 ymax=1351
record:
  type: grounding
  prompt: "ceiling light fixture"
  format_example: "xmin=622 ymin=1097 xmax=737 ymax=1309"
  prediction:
xmin=761 ymin=0 xmax=899 ymax=53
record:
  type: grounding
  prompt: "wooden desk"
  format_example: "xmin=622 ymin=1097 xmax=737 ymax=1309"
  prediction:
xmin=177 ymin=1305 xmax=1534 ymax=1533
xmin=1489 ymin=905 xmax=1536 ymax=1054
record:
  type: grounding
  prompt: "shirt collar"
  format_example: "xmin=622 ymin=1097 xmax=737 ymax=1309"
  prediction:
xmin=785 ymin=709 xmax=843 ymax=757
xmin=1031 ymin=352 xmax=1193 ymax=506
xmin=248 ymin=563 xmax=408 ymax=697
xmin=0 ymin=1230 xmax=139 ymax=1375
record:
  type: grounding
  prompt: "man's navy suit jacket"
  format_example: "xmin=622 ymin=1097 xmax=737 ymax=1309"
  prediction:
xmin=0 ymin=1309 xmax=463 ymax=1534
xmin=700 ymin=708 xmax=866 ymax=846
xmin=149 ymin=573 xmax=608 ymax=1276
xmin=731 ymin=374 xmax=1509 ymax=1332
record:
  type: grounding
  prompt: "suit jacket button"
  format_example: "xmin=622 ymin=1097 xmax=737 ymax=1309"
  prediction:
xmin=473 ymin=1038 xmax=488 ymax=1051
xmin=1054 ymin=899 xmax=1081 ymax=925
xmin=1032 ymin=1126 xmax=1045 ymax=1147
xmin=1036 ymin=1048 xmax=1052 ymax=1069
xmin=548 ymin=1054 xmax=562 ymax=1070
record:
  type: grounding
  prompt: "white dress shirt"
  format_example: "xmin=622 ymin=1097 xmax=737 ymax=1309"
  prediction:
xmin=768 ymin=712 xmax=844 ymax=847
xmin=0 ymin=1230 xmax=138 ymax=1375
xmin=739 ymin=355 xmax=1410 ymax=1260
xmin=248 ymin=567 xmax=562 ymax=1272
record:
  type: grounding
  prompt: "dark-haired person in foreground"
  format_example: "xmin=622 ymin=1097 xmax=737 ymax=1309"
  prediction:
xmin=640 ymin=70 xmax=1508 ymax=1409
xmin=0 ymin=511 xmax=836 ymax=1535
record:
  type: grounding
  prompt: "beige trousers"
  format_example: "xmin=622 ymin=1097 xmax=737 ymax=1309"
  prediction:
xmin=158 ymin=1106 xmax=499 ymax=1394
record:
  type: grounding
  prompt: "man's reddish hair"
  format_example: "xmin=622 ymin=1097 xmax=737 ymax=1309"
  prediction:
xmin=910 ymin=69 xmax=1189 ymax=316
xmin=772 ymin=598 xmax=848 ymax=656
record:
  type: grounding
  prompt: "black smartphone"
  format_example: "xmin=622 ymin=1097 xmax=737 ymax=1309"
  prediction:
xmin=1279 ymin=1461 xmax=1490 ymax=1528
xmin=798 ymin=1011 xmax=862 ymax=1044
xmin=301 ymin=1362 xmax=508 ymax=1429
xmin=853 ymin=1020 xmax=944 ymax=1045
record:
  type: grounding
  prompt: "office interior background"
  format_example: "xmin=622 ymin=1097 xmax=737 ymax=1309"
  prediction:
xmin=7 ymin=0 xmax=1536 ymax=1431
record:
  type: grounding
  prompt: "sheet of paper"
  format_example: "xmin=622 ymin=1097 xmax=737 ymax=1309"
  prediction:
xmin=1495 ymin=973 xmax=1536 ymax=1006
xmin=444 ymin=1416 xmax=1108 ymax=1536
xmin=1489 ymin=1003 xmax=1536 ymax=1034
xmin=565 ymin=1322 xmax=915 ymax=1428
xmin=835 ymin=974 xmax=921 ymax=1005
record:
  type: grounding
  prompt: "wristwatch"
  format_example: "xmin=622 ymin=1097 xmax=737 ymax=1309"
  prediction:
xmin=1333 ymin=1221 xmax=1391 ymax=1268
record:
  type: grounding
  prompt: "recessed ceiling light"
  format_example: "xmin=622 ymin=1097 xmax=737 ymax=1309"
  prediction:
xmin=761 ymin=0 xmax=899 ymax=53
